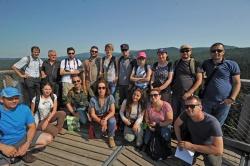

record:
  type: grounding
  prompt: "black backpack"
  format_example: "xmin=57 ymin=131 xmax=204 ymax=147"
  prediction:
xmin=146 ymin=130 xmax=171 ymax=161
xmin=64 ymin=58 xmax=80 ymax=70
xmin=34 ymin=95 xmax=55 ymax=122
xmin=102 ymin=56 xmax=117 ymax=73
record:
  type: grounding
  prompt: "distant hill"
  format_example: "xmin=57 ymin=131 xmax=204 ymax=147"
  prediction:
xmin=1 ymin=46 xmax=250 ymax=78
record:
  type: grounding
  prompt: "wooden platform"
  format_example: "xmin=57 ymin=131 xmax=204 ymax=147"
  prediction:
xmin=24 ymin=131 xmax=241 ymax=166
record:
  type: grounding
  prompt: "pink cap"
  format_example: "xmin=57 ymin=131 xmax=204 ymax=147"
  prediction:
xmin=137 ymin=51 xmax=147 ymax=59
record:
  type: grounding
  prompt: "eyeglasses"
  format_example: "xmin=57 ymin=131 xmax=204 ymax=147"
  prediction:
xmin=91 ymin=50 xmax=98 ymax=53
xmin=98 ymin=86 xmax=106 ymax=90
xmin=180 ymin=49 xmax=190 ymax=53
xmin=122 ymin=49 xmax=128 ymax=52
xmin=184 ymin=104 xmax=199 ymax=109
xmin=68 ymin=52 xmax=75 ymax=55
xmin=211 ymin=49 xmax=223 ymax=53
xmin=150 ymin=94 xmax=159 ymax=98
xmin=72 ymin=80 xmax=81 ymax=84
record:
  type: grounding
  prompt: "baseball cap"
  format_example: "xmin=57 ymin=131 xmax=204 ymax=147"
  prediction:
xmin=120 ymin=44 xmax=129 ymax=50
xmin=137 ymin=51 xmax=147 ymax=59
xmin=180 ymin=44 xmax=192 ymax=50
xmin=157 ymin=48 xmax=167 ymax=54
xmin=0 ymin=87 xmax=21 ymax=98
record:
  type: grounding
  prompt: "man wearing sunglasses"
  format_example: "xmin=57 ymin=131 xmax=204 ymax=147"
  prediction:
xmin=171 ymin=44 xmax=203 ymax=121
xmin=174 ymin=96 xmax=223 ymax=166
xmin=83 ymin=46 xmax=101 ymax=93
xmin=201 ymin=43 xmax=241 ymax=125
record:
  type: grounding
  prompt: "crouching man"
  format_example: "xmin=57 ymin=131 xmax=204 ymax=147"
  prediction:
xmin=0 ymin=87 xmax=53 ymax=165
xmin=174 ymin=96 xmax=223 ymax=166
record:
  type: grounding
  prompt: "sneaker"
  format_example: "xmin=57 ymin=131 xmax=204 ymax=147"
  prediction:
xmin=108 ymin=137 xmax=116 ymax=148
xmin=21 ymin=152 xmax=37 ymax=163
xmin=59 ymin=128 xmax=67 ymax=135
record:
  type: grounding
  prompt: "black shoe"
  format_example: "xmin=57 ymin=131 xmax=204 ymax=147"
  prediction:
xmin=21 ymin=152 xmax=37 ymax=163
xmin=30 ymin=147 xmax=46 ymax=154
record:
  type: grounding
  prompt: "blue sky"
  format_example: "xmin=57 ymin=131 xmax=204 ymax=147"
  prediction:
xmin=0 ymin=0 xmax=249 ymax=58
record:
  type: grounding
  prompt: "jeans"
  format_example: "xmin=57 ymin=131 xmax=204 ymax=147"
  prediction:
xmin=93 ymin=117 xmax=116 ymax=138
xmin=172 ymin=95 xmax=185 ymax=121
xmin=202 ymin=100 xmax=231 ymax=126
xmin=108 ymin=81 xmax=116 ymax=95
xmin=118 ymin=85 xmax=129 ymax=105
xmin=24 ymin=77 xmax=41 ymax=105
xmin=183 ymin=153 xmax=222 ymax=166
xmin=144 ymin=125 xmax=171 ymax=145
xmin=76 ymin=107 xmax=88 ymax=125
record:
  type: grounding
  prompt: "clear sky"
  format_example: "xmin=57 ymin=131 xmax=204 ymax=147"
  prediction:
xmin=0 ymin=0 xmax=249 ymax=58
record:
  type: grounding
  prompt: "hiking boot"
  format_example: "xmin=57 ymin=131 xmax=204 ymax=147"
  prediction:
xmin=21 ymin=152 xmax=37 ymax=163
xmin=59 ymin=128 xmax=67 ymax=135
xmin=108 ymin=137 xmax=116 ymax=148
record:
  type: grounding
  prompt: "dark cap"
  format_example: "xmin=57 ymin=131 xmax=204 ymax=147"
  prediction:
xmin=120 ymin=44 xmax=129 ymax=50
xmin=157 ymin=48 xmax=167 ymax=54
xmin=90 ymin=46 xmax=98 ymax=50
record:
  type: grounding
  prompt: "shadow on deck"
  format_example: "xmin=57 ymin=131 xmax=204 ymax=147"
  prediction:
xmin=24 ymin=130 xmax=240 ymax=166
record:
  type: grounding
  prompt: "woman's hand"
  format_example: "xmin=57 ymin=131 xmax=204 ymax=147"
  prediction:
xmin=132 ymin=123 xmax=140 ymax=133
xmin=41 ymin=120 xmax=49 ymax=131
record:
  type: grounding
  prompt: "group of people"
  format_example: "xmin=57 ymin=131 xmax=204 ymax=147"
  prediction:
xmin=0 ymin=42 xmax=241 ymax=165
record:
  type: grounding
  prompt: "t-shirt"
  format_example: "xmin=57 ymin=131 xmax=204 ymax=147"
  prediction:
xmin=66 ymin=88 xmax=89 ymax=108
xmin=42 ymin=60 xmax=61 ymax=82
xmin=118 ymin=57 xmax=134 ymax=85
xmin=89 ymin=95 xmax=115 ymax=116
xmin=180 ymin=112 xmax=223 ymax=145
xmin=202 ymin=59 xmax=240 ymax=102
xmin=103 ymin=57 xmax=116 ymax=82
xmin=172 ymin=59 xmax=203 ymax=96
xmin=147 ymin=101 xmax=173 ymax=124
xmin=60 ymin=58 xmax=82 ymax=83
xmin=32 ymin=94 xmax=57 ymax=125
xmin=133 ymin=65 xmax=151 ymax=89
xmin=0 ymin=104 xmax=34 ymax=145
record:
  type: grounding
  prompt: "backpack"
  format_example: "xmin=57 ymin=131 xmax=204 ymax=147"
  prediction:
xmin=134 ymin=63 xmax=148 ymax=75
xmin=101 ymin=56 xmax=117 ymax=73
xmin=146 ymin=130 xmax=171 ymax=161
xmin=34 ymin=95 xmax=55 ymax=122
xmin=152 ymin=62 xmax=172 ymax=72
xmin=118 ymin=56 xmax=137 ymax=71
xmin=64 ymin=58 xmax=80 ymax=70
xmin=21 ymin=56 xmax=42 ymax=73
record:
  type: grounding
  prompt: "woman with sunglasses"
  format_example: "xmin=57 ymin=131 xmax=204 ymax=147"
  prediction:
xmin=143 ymin=88 xmax=173 ymax=158
xmin=31 ymin=82 xmax=66 ymax=137
xmin=151 ymin=48 xmax=173 ymax=102
xmin=89 ymin=79 xmax=116 ymax=148
xmin=119 ymin=88 xmax=146 ymax=147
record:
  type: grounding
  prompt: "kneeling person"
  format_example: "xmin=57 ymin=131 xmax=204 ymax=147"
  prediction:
xmin=0 ymin=87 xmax=53 ymax=165
xmin=174 ymin=96 xmax=223 ymax=166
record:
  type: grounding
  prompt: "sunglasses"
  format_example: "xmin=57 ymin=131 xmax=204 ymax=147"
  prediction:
xmin=91 ymin=50 xmax=98 ymax=53
xmin=122 ymin=49 xmax=128 ymax=52
xmin=150 ymin=94 xmax=159 ymax=98
xmin=184 ymin=104 xmax=199 ymax=109
xmin=98 ymin=86 xmax=106 ymax=90
xmin=180 ymin=49 xmax=190 ymax=53
xmin=211 ymin=49 xmax=223 ymax=53
xmin=72 ymin=80 xmax=81 ymax=84
xmin=68 ymin=52 xmax=75 ymax=55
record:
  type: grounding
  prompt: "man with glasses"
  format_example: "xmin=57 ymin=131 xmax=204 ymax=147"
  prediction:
xmin=117 ymin=44 xmax=136 ymax=105
xmin=41 ymin=50 xmax=61 ymax=104
xmin=12 ymin=46 xmax=43 ymax=105
xmin=66 ymin=75 xmax=91 ymax=126
xmin=174 ymin=96 xmax=223 ymax=166
xmin=171 ymin=44 xmax=203 ymax=121
xmin=201 ymin=43 xmax=241 ymax=125
xmin=83 ymin=46 xmax=101 ymax=93
xmin=60 ymin=47 xmax=82 ymax=104
xmin=0 ymin=87 xmax=53 ymax=164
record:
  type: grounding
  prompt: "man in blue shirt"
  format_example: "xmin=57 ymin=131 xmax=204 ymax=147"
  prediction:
xmin=201 ymin=43 xmax=241 ymax=125
xmin=0 ymin=87 xmax=53 ymax=165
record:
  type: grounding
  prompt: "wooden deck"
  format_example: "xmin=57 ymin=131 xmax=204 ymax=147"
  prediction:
xmin=22 ymin=130 xmax=241 ymax=166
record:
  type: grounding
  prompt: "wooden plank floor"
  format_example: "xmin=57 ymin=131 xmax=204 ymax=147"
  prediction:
xmin=24 ymin=130 xmax=241 ymax=166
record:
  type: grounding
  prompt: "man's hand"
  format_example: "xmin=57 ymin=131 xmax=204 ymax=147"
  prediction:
xmin=71 ymin=70 xmax=80 ymax=75
xmin=1 ymin=145 xmax=17 ymax=157
xmin=182 ymin=92 xmax=192 ymax=100
xmin=21 ymin=73 xmax=30 ymax=79
xmin=178 ymin=141 xmax=193 ymax=151
xmin=16 ymin=142 xmax=30 ymax=156
xmin=220 ymin=98 xmax=234 ymax=105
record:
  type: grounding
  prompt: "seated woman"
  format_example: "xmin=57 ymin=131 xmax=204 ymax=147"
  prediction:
xmin=66 ymin=75 xmax=92 ymax=126
xmin=130 ymin=51 xmax=152 ymax=97
xmin=119 ymin=88 xmax=146 ymax=147
xmin=31 ymin=82 xmax=66 ymax=137
xmin=89 ymin=79 xmax=116 ymax=148
xmin=144 ymin=88 xmax=173 ymax=151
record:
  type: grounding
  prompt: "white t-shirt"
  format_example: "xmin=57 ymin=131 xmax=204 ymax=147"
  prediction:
xmin=103 ymin=57 xmax=116 ymax=82
xmin=32 ymin=94 xmax=57 ymax=125
xmin=60 ymin=58 xmax=82 ymax=83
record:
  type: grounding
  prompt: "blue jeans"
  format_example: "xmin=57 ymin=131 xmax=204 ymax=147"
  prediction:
xmin=76 ymin=107 xmax=88 ymax=125
xmin=93 ymin=117 xmax=116 ymax=138
xmin=144 ymin=125 xmax=171 ymax=145
xmin=183 ymin=153 xmax=222 ymax=166
xmin=202 ymin=100 xmax=231 ymax=126
xmin=108 ymin=81 xmax=116 ymax=95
